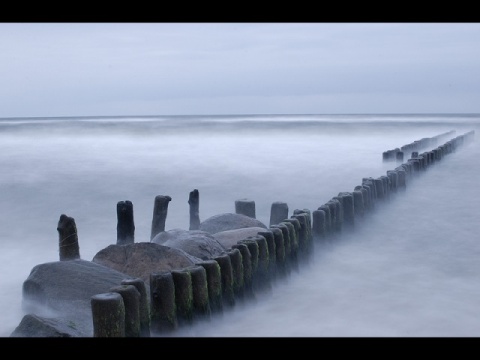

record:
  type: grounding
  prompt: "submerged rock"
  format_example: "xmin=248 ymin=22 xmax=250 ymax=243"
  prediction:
xmin=199 ymin=213 xmax=267 ymax=234
xmin=213 ymin=226 xmax=268 ymax=250
xmin=151 ymin=228 xmax=226 ymax=259
xmin=15 ymin=259 xmax=133 ymax=337
xmin=92 ymin=242 xmax=202 ymax=283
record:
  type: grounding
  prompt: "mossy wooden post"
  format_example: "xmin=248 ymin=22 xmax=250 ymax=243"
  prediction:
xmin=292 ymin=211 xmax=313 ymax=255
xmin=338 ymin=192 xmax=354 ymax=231
xmin=283 ymin=219 xmax=301 ymax=261
xmin=282 ymin=220 xmax=299 ymax=257
xmin=352 ymin=190 xmax=364 ymax=218
xmin=171 ymin=269 xmax=194 ymax=325
xmin=227 ymin=248 xmax=245 ymax=299
xmin=269 ymin=227 xmax=287 ymax=277
xmin=318 ymin=204 xmax=331 ymax=235
xmin=109 ymin=284 xmax=141 ymax=337
xmin=185 ymin=265 xmax=211 ymax=319
xmin=386 ymin=170 xmax=398 ymax=194
xmin=188 ymin=189 xmax=200 ymax=230
xmin=354 ymin=186 xmax=368 ymax=213
xmin=238 ymin=239 xmax=259 ymax=286
xmin=270 ymin=223 xmax=292 ymax=270
xmin=246 ymin=235 xmax=270 ymax=291
xmin=121 ymin=278 xmax=150 ymax=337
xmin=312 ymin=209 xmax=326 ymax=241
xmin=150 ymin=195 xmax=172 ymax=240
xmin=270 ymin=201 xmax=288 ymax=226
xmin=91 ymin=292 xmax=125 ymax=337
xmin=196 ymin=260 xmax=223 ymax=313
xmin=325 ymin=201 xmax=338 ymax=234
xmin=116 ymin=200 xmax=135 ymax=245
xmin=396 ymin=151 xmax=404 ymax=162
xmin=57 ymin=214 xmax=80 ymax=261
xmin=381 ymin=175 xmax=391 ymax=199
xmin=213 ymin=253 xmax=235 ymax=307
xmin=329 ymin=198 xmax=343 ymax=233
xmin=362 ymin=179 xmax=376 ymax=209
xmin=231 ymin=243 xmax=254 ymax=298
xmin=149 ymin=271 xmax=177 ymax=334
xmin=257 ymin=230 xmax=276 ymax=281
xmin=235 ymin=199 xmax=256 ymax=219
xmin=292 ymin=212 xmax=313 ymax=258
xmin=373 ymin=178 xmax=385 ymax=200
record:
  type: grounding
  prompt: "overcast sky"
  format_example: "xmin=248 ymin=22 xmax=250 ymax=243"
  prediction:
xmin=1 ymin=22 xmax=480 ymax=118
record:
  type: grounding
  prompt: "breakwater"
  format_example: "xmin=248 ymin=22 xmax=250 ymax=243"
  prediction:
xmin=38 ymin=129 xmax=476 ymax=337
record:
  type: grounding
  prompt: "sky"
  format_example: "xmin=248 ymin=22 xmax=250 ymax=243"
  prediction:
xmin=1 ymin=22 xmax=480 ymax=118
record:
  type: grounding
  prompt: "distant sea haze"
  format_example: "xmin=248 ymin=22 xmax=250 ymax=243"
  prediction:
xmin=1 ymin=113 xmax=479 ymax=337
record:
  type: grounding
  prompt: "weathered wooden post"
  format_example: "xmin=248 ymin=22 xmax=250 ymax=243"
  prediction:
xmin=318 ymin=204 xmax=332 ymax=235
xmin=57 ymin=214 xmax=80 ymax=261
xmin=91 ymin=292 xmax=125 ymax=337
xmin=396 ymin=151 xmax=404 ymax=162
xmin=188 ymin=189 xmax=200 ymax=230
xmin=109 ymin=284 xmax=141 ymax=337
xmin=149 ymin=271 xmax=177 ymax=334
xmin=235 ymin=199 xmax=256 ymax=219
xmin=213 ymin=253 xmax=235 ymax=307
xmin=269 ymin=227 xmax=287 ymax=277
xmin=238 ymin=239 xmax=259 ymax=285
xmin=196 ymin=260 xmax=223 ymax=313
xmin=312 ymin=209 xmax=326 ymax=241
xmin=270 ymin=223 xmax=293 ymax=271
xmin=171 ymin=269 xmax=194 ymax=325
xmin=257 ymin=230 xmax=277 ymax=280
xmin=121 ymin=278 xmax=150 ymax=337
xmin=117 ymin=200 xmax=135 ymax=245
xmin=184 ymin=265 xmax=211 ymax=319
xmin=282 ymin=220 xmax=299 ymax=255
xmin=227 ymin=248 xmax=245 ymax=299
xmin=150 ymin=195 xmax=172 ymax=240
xmin=269 ymin=201 xmax=288 ymax=226
xmin=245 ymin=235 xmax=270 ymax=292
xmin=231 ymin=242 xmax=254 ymax=298
xmin=338 ymin=192 xmax=354 ymax=230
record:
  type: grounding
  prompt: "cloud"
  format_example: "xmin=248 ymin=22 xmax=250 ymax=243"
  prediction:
xmin=1 ymin=23 xmax=480 ymax=117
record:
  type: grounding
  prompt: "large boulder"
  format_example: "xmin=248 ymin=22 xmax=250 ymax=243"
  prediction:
xmin=199 ymin=213 xmax=267 ymax=234
xmin=13 ymin=259 xmax=134 ymax=337
xmin=213 ymin=227 xmax=268 ymax=250
xmin=92 ymin=242 xmax=202 ymax=284
xmin=151 ymin=228 xmax=226 ymax=259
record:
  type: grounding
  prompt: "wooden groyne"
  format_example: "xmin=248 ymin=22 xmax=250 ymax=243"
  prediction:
xmin=382 ymin=130 xmax=457 ymax=162
xmin=37 ymin=129 xmax=477 ymax=337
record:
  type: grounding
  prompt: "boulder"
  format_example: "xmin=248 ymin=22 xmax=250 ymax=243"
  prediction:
xmin=213 ymin=227 xmax=268 ymax=250
xmin=10 ymin=313 xmax=85 ymax=337
xmin=92 ymin=242 xmax=202 ymax=284
xmin=151 ymin=228 xmax=226 ymax=259
xmin=199 ymin=213 xmax=267 ymax=234
xmin=16 ymin=259 xmax=134 ymax=337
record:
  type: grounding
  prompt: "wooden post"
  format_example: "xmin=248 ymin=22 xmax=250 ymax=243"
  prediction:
xmin=117 ymin=200 xmax=135 ymax=245
xmin=171 ymin=269 xmax=194 ymax=325
xmin=121 ymin=278 xmax=150 ymax=337
xmin=57 ymin=214 xmax=80 ymax=261
xmin=109 ymin=284 xmax=141 ymax=337
xmin=188 ymin=189 xmax=200 ymax=230
xmin=269 ymin=201 xmax=288 ymax=226
xmin=150 ymin=195 xmax=172 ymax=240
xmin=91 ymin=292 xmax=125 ymax=337
xmin=149 ymin=271 xmax=177 ymax=334
xmin=235 ymin=199 xmax=256 ymax=218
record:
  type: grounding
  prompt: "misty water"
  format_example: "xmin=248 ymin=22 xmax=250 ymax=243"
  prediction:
xmin=1 ymin=114 xmax=479 ymax=337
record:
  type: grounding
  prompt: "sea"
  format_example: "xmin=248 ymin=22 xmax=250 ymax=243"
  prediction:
xmin=0 ymin=113 xmax=479 ymax=337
